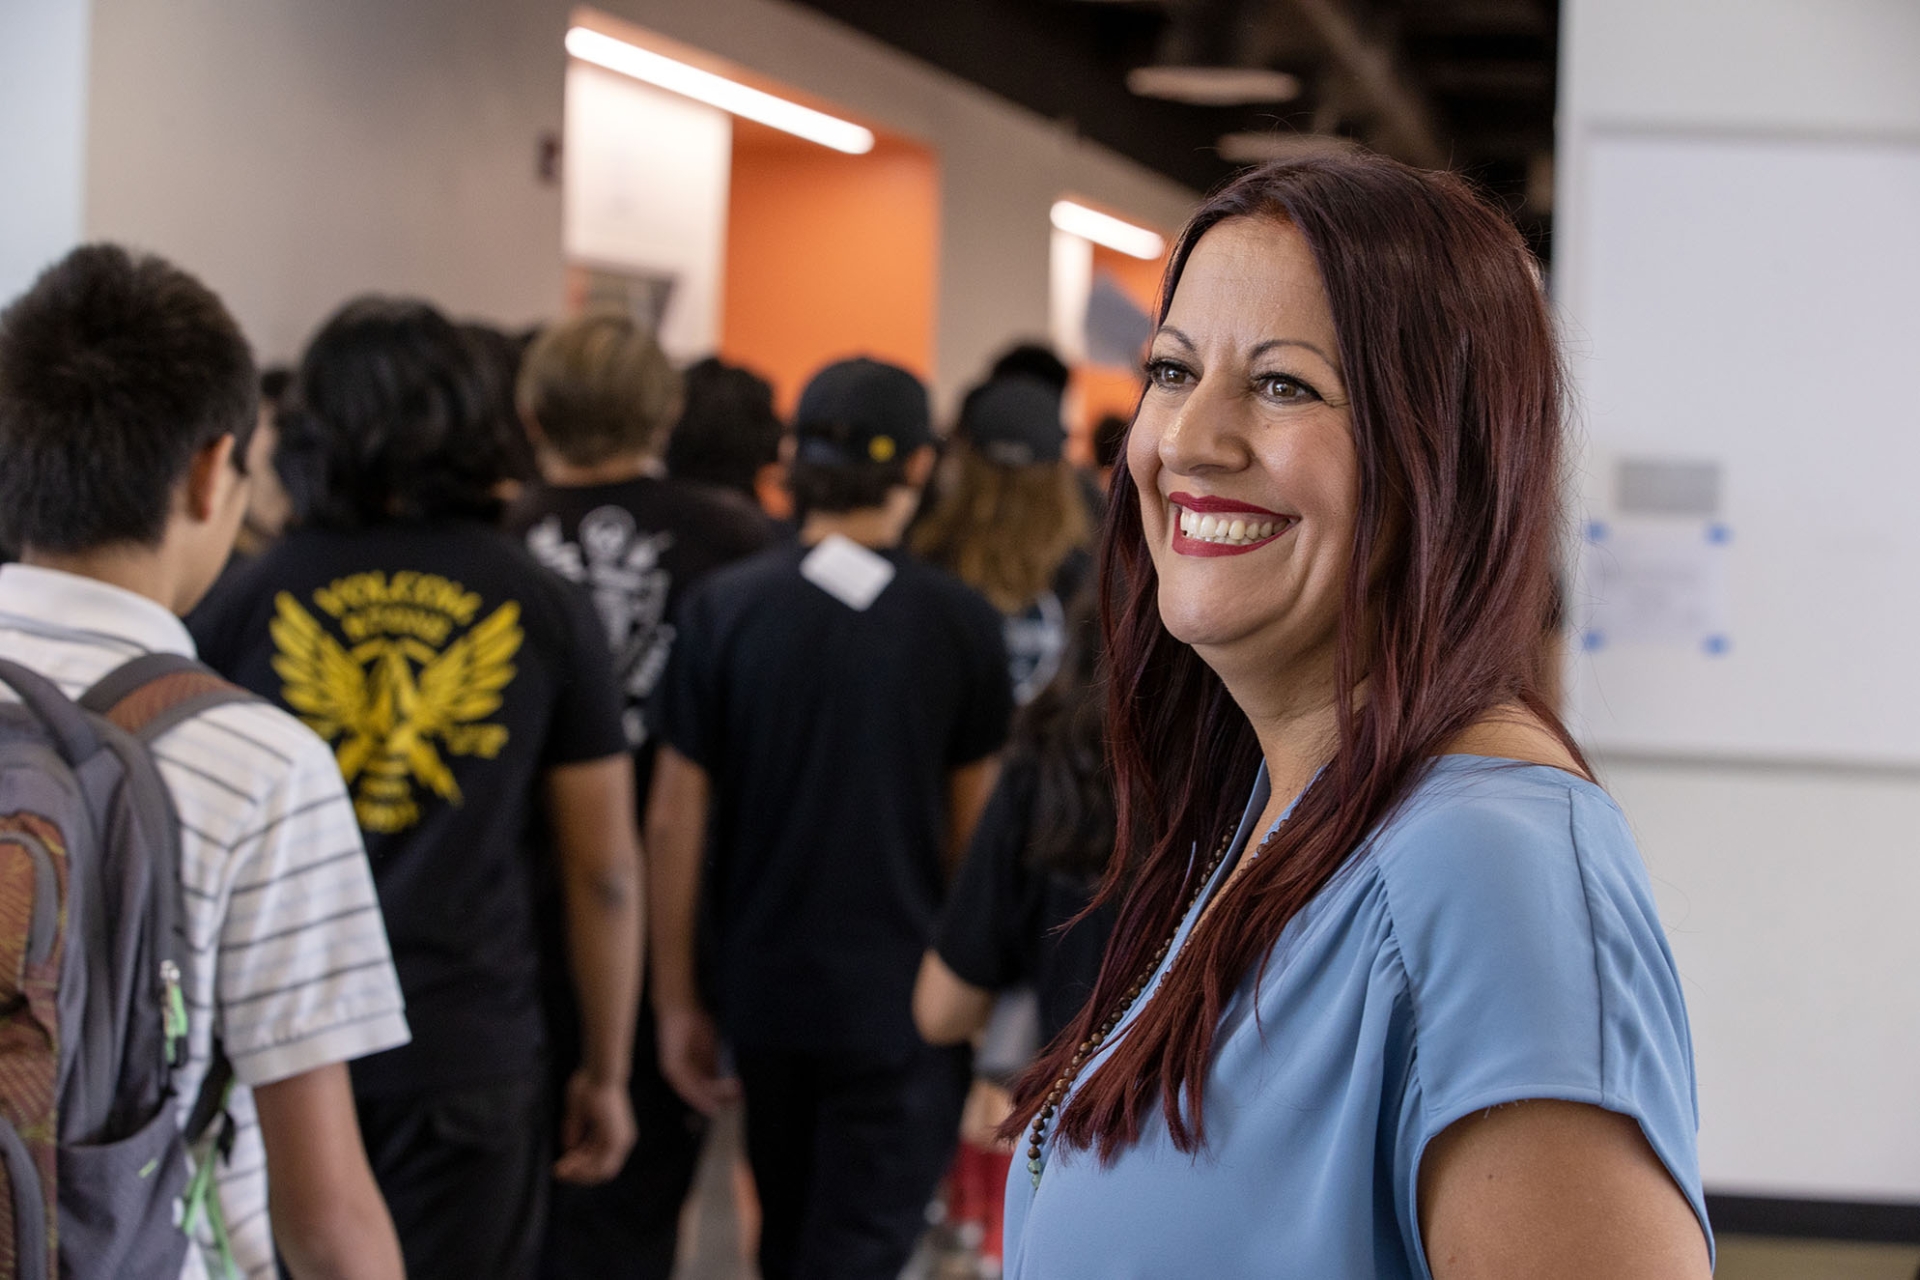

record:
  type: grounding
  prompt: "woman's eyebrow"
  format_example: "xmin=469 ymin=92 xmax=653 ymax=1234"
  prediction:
xmin=1154 ymin=324 xmax=1197 ymax=352
xmin=1249 ymin=337 xmax=1337 ymax=367
xmin=1153 ymin=328 xmax=1340 ymax=373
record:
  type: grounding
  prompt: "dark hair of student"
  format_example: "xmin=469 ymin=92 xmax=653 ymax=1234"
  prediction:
xmin=1012 ymin=591 xmax=1114 ymax=881
xmin=0 ymin=243 xmax=257 ymax=553
xmin=277 ymin=296 xmax=513 ymax=531
xmin=1090 ymin=413 xmax=1130 ymax=471
xmin=462 ymin=321 xmax=540 ymax=483
xmin=785 ymin=428 xmax=910 ymax=514
xmin=988 ymin=342 xmax=1071 ymax=395
xmin=664 ymin=357 xmax=785 ymax=496
xmin=1005 ymin=151 xmax=1587 ymax=1158
xmin=260 ymin=364 xmax=295 ymax=407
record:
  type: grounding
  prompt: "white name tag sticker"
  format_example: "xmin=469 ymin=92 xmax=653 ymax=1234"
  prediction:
xmin=800 ymin=534 xmax=897 ymax=611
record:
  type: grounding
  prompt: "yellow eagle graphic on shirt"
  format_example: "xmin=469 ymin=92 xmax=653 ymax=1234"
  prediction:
xmin=269 ymin=571 xmax=524 ymax=833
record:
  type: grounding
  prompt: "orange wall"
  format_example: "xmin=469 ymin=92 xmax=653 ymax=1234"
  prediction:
xmin=721 ymin=126 xmax=940 ymax=415
xmin=1094 ymin=240 xmax=1167 ymax=318
xmin=1068 ymin=239 xmax=1169 ymax=464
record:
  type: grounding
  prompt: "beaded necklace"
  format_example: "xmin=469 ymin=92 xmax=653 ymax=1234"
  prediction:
xmin=1025 ymin=819 xmax=1284 ymax=1188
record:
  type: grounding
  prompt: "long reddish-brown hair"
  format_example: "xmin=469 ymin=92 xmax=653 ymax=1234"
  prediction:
xmin=1005 ymin=151 xmax=1587 ymax=1158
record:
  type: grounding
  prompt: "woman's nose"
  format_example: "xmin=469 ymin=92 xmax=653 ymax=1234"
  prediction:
xmin=1157 ymin=382 xmax=1250 ymax=477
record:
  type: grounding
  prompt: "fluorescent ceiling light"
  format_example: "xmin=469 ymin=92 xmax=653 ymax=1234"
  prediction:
xmin=1216 ymin=132 xmax=1356 ymax=164
xmin=1050 ymin=200 xmax=1166 ymax=260
xmin=566 ymin=27 xmax=875 ymax=155
xmin=1127 ymin=66 xmax=1303 ymax=107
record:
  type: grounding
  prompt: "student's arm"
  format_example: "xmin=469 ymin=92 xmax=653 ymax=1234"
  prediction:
xmin=646 ymin=744 xmax=739 ymax=1115
xmin=943 ymin=756 xmax=1000 ymax=877
xmin=253 ymin=1064 xmax=404 ymax=1280
xmin=912 ymin=950 xmax=995 ymax=1046
xmin=1419 ymin=1100 xmax=1711 ymax=1279
xmin=544 ymin=754 xmax=644 ymax=1184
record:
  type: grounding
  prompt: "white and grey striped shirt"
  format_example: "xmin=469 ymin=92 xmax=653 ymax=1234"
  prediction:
xmin=0 ymin=564 xmax=410 ymax=1280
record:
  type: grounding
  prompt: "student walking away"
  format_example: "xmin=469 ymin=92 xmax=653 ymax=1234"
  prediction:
xmin=510 ymin=315 xmax=772 ymax=795
xmin=915 ymin=591 xmax=1119 ymax=1053
xmin=190 ymin=298 xmax=643 ymax=1280
xmin=914 ymin=374 xmax=1094 ymax=704
xmin=506 ymin=313 xmax=771 ymax=1280
xmin=649 ymin=357 xmax=1015 ymax=1280
xmin=0 ymin=244 xmax=408 ymax=1279
xmin=663 ymin=356 xmax=793 ymax=526
xmin=911 ymin=592 xmax=1120 ymax=1275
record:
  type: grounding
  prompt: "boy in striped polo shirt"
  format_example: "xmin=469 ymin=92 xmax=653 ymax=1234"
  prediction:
xmin=0 ymin=245 xmax=410 ymax=1279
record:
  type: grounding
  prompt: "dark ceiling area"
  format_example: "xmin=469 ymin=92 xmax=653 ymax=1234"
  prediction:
xmin=788 ymin=0 xmax=1558 ymax=254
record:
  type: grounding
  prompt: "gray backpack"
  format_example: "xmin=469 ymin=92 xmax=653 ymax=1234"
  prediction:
xmin=0 ymin=653 xmax=253 ymax=1280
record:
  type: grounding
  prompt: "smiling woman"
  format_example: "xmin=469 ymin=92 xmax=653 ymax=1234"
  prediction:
xmin=998 ymin=152 xmax=1714 ymax=1279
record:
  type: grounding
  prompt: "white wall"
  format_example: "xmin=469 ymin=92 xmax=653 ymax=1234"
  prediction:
xmin=563 ymin=64 xmax=731 ymax=361
xmin=1 ymin=0 xmax=91 ymax=304
xmin=1558 ymin=0 xmax=1920 ymax=1202
xmin=85 ymin=0 xmax=567 ymax=364
xmin=81 ymin=0 xmax=1196 ymax=409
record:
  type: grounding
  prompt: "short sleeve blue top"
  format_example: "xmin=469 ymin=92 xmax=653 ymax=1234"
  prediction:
xmin=1002 ymin=756 xmax=1711 ymax=1279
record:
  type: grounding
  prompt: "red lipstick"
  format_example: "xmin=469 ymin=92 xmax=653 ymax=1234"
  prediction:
xmin=1169 ymin=491 xmax=1286 ymax=518
xmin=1166 ymin=492 xmax=1296 ymax=558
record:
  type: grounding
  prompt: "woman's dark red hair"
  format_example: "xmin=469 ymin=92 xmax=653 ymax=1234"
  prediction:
xmin=1004 ymin=149 xmax=1587 ymax=1158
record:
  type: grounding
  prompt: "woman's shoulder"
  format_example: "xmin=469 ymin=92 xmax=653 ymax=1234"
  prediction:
xmin=1366 ymin=756 xmax=1651 ymax=974
xmin=1375 ymin=751 xmax=1630 ymax=865
xmin=1357 ymin=756 xmax=1699 ymax=1209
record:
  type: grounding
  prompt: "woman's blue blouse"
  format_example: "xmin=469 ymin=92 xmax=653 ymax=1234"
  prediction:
xmin=1002 ymin=755 xmax=1711 ymax=1278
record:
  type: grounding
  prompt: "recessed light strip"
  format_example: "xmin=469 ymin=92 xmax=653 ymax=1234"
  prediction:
xmin=566 ymin=27 xmax=875 ymax=155
xmin=1049 ymin=200 xmax=1166 ymax=260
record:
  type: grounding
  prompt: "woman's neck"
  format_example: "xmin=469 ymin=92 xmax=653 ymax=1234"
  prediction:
xmin=1209 ymin=642 xmax=1346 ymax=831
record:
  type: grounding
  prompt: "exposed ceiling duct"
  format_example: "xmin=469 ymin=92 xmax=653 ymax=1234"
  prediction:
xmin=1277 ymin=0 xmax=1446 ymax=169
xmin=787 ymin=0 xmax=1558 ymax=252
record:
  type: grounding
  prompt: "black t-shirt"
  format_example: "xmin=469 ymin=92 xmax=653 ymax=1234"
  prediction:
xmin=932 ymin=754 xmax=1118 ymax=1045
xmin=657 ymin=540 xmax=1013 ymax=1059
xmin=1003 ymin=548 xmax=1093 ymax=706
xmin=505 ymin=475 xmax=773 ymax=801
xmin=189 ymin=522 xmax=627 ymax=1095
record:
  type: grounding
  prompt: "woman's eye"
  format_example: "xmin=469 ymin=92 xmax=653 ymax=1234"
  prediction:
xmin=1144 ymin=358 xmax=1192 ymax=389
xmin=1257 ymin=374 xmax=1319 ymax=403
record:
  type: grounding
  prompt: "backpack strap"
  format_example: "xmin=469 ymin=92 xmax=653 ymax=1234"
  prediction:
xmin=79 ymin=654 xmax=257 ymax=1147
xmin=78 ymin=652 xmax=258 ymax=744
xmin=0 ymin=656 xmax=102 ymax=763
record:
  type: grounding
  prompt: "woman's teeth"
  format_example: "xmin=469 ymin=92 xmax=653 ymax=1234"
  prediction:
xmin=1177 ymin=507 xmax=1283 ymax=546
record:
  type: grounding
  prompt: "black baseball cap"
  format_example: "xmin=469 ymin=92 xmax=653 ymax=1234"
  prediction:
xmin=793 ymin=357 xmax=932 ymax=467
xmin=958 ymin=374 xmax=1065 ymax=466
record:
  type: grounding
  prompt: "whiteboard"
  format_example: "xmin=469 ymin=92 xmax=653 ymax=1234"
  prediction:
xmin=1565 ymin=130 xmax=1920 ymax=765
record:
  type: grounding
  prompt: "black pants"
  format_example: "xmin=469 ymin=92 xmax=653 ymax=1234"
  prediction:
xmin=539 ymin=1011 xmax=709 ymax=1280
xmin=735 ymin=1043 xmax=970 ymax=1280
xmin=357 ymin=1076 xmax=551 ymax=1280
